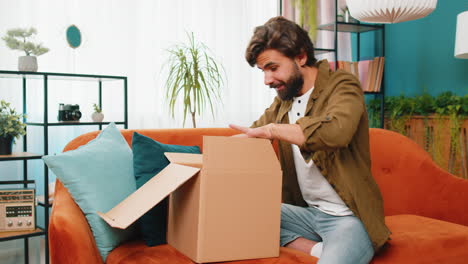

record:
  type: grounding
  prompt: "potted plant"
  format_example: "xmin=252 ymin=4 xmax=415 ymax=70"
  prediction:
xmin=2 ymin=27 xmax=49 ymax=72
xmin=163 ymin=32 xmax=225 ymax=128
xmin=368 ymin=92 xmax=468 ymax=178
xmin=0 ymin=100 xmax=26 ymax=155
xmin=91 ymin=103 xmax=104 ymax=122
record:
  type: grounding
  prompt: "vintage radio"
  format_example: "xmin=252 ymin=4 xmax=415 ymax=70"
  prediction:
xmin=0 ymin=189 xmax=35 ymax=232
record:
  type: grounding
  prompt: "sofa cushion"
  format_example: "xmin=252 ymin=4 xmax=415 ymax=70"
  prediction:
xmin=132 ymin=132 xmax=200 ymax=247
xmin=106 ymin=242 xmax=317 ymax=264
xmin=372 ymin=214 xmax=468 ymax=263
xmin=43 ymin=123 xmax=137 ymax=261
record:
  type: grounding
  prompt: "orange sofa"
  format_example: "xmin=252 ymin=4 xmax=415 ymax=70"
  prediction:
xmin=49 ymin=128 xmax=468 ymax=264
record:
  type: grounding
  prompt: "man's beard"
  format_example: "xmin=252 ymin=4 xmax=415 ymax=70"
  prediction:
xmin=270 ymin=64 xmax=304 ymax=101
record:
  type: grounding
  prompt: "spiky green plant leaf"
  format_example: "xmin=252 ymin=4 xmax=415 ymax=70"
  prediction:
xmin=162 ymin=32 xmax=225 ymax=127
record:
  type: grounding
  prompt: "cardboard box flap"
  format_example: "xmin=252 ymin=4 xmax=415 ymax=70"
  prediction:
xmin=164 ymin=152 xmax=203 ymax=168
xmin=202 ymin=136 xmax=281 ymax=171
xmin=97 ymin=163 xmax=200 ymax=229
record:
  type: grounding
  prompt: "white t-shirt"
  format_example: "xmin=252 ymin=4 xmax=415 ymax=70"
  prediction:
xmin=288 ymin=87 xmax=353 ymax=216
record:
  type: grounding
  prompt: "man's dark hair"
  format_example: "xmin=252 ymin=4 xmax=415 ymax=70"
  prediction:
xmin=245 ymin=16 xmax=317 ymax=67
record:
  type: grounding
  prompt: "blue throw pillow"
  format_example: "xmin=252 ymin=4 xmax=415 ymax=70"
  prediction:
xmin=42 ymin=123 xmax=137 ymax=261
xmin=132 ymin=132 xmax=200 ymax=247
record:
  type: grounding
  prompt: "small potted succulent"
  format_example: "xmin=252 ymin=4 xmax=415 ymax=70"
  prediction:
xmin=91 ymin=103 xmax=104 ymax=122
xmin=2 ymin=27 xmax=49 ymax=72
xmin=0 ymin=100 xmax=26 ymax=155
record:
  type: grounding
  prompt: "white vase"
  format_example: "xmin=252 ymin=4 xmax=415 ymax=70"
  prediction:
xmin=91 ymin=112 xmax=104 ymax=122
xmin=18 ymin=56 xmax=38 ymax=72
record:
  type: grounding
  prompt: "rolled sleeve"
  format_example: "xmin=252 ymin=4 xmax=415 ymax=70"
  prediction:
xmin=297 ymin=74 xmax=365 ymax=153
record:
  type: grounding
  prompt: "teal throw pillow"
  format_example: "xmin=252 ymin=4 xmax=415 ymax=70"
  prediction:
xmin=43 ymin=123 xmax=137 ymax=261
xmin=132 ymin=132 xmax=200 ymax=247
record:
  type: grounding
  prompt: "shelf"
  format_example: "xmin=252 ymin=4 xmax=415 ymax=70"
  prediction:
xmin=315 ymin=48 xmax=336 ymax=55
xmin=0 ymin=228 xmax=45 ymax=242
xmin=0 ymin=180 xmax=35 ymax=185
xmin=37 ymin=195 xmax=53 ymax=208
xmin=317 ymin=22 xmax=384 ymax=33
xmin=0 ymin=152 xmax=43 ymax=161
xmin=38 ymin=202 xmax=53 ymax=208
xmin=26 ymin=121 xmax=125 ymax=126
xmin=0 ymin=70 xmax=126 ymax=82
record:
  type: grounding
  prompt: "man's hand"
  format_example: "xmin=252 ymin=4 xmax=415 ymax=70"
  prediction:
xmin=229 ymin=124 xmax=274 ymax=139
xmin=231 ymin=133 xmax=249 ymax=138
xmin=229 ymin=123 xmax=306 ymax=146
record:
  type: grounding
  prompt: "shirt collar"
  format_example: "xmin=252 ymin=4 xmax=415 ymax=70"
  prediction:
xmin=277 ymin=59 xmax=331 ymax=121
xmin=293 ymin=86 xmax=314 ymax=103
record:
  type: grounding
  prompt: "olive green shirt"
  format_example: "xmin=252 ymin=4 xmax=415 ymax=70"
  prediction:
xmin=252 ymin=60 xmax=390 ymax=251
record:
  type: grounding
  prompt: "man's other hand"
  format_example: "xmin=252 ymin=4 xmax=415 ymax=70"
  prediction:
xmin=229 ymin=124 xmax=273 ymax=139
xmin=230 ymin=123 xmax=306 ymax=146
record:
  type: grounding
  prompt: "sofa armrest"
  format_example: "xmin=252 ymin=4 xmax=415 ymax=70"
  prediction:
xmin=411 ymin=159 xmax=468 ymax=226
xmin=49 ymin=180 xmax=103 ymax=264
xmin=370 ymin=128 xmax=468 ymax=226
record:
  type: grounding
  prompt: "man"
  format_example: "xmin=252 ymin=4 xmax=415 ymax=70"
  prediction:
xmin=229 ymin=16 xmax=390 ymax=264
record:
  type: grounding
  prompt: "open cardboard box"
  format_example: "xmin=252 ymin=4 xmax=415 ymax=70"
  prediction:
xmin=98 ymin=136 xmax=282 ymax=263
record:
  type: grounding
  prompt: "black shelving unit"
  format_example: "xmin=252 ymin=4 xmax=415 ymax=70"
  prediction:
xmin=280 ymin=0 xmax=386 ymax=128
xmin=0 ymin=70 xmax=128 ymax=264
xmin=318 ymin=1 xmax=386 ymax=128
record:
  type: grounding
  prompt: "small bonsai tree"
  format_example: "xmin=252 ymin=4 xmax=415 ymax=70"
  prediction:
xmin=2 ymin=27 xmax=49 ymax=56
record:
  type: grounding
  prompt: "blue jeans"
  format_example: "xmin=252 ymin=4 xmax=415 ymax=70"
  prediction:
xmin=280 ymin=203 xmax=374 ymax=264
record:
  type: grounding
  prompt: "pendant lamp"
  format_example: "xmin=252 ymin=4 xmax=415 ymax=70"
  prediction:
xmin=455 ymin=11 xmax=468 ymax=59
xmin=346 ymin=0 xmax=438 ymax=24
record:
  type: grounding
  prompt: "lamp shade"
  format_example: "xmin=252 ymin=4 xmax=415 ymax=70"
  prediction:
xmin=346 ymin=0 xmax=438 ymax=24
xmin=455 ymin=11 xmax=468 ymax=59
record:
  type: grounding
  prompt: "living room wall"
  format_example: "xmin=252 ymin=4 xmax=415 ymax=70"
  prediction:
xmin=385 ymin=1 xmax=468 ymax=97
xmin=355 ymin=1 xmax=467 ymax=97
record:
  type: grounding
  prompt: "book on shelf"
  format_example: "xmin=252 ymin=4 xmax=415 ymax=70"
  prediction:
xmin=374 ymin=57 xmax=385 ymax=92
xmin=358 ymin=60 xmax=371 ymax=92
xmin=329 ymin=57 xmax=384 ymax=92
xmin=367 ymin=58 xmax=379 ymax=92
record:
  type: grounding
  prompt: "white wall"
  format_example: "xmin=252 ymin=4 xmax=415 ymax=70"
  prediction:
xmin=0 ymin=0 xmax=279 ymax=130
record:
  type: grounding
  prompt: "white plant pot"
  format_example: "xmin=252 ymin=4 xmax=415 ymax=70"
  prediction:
xmin=18 ymin=56 xmax=38 ymax=72
xmin=91 ymin=112 xmax=104 ymax=122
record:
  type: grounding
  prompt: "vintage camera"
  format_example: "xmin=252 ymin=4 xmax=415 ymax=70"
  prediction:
xmin=58 ymin=103 xmax=82 ymax=121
